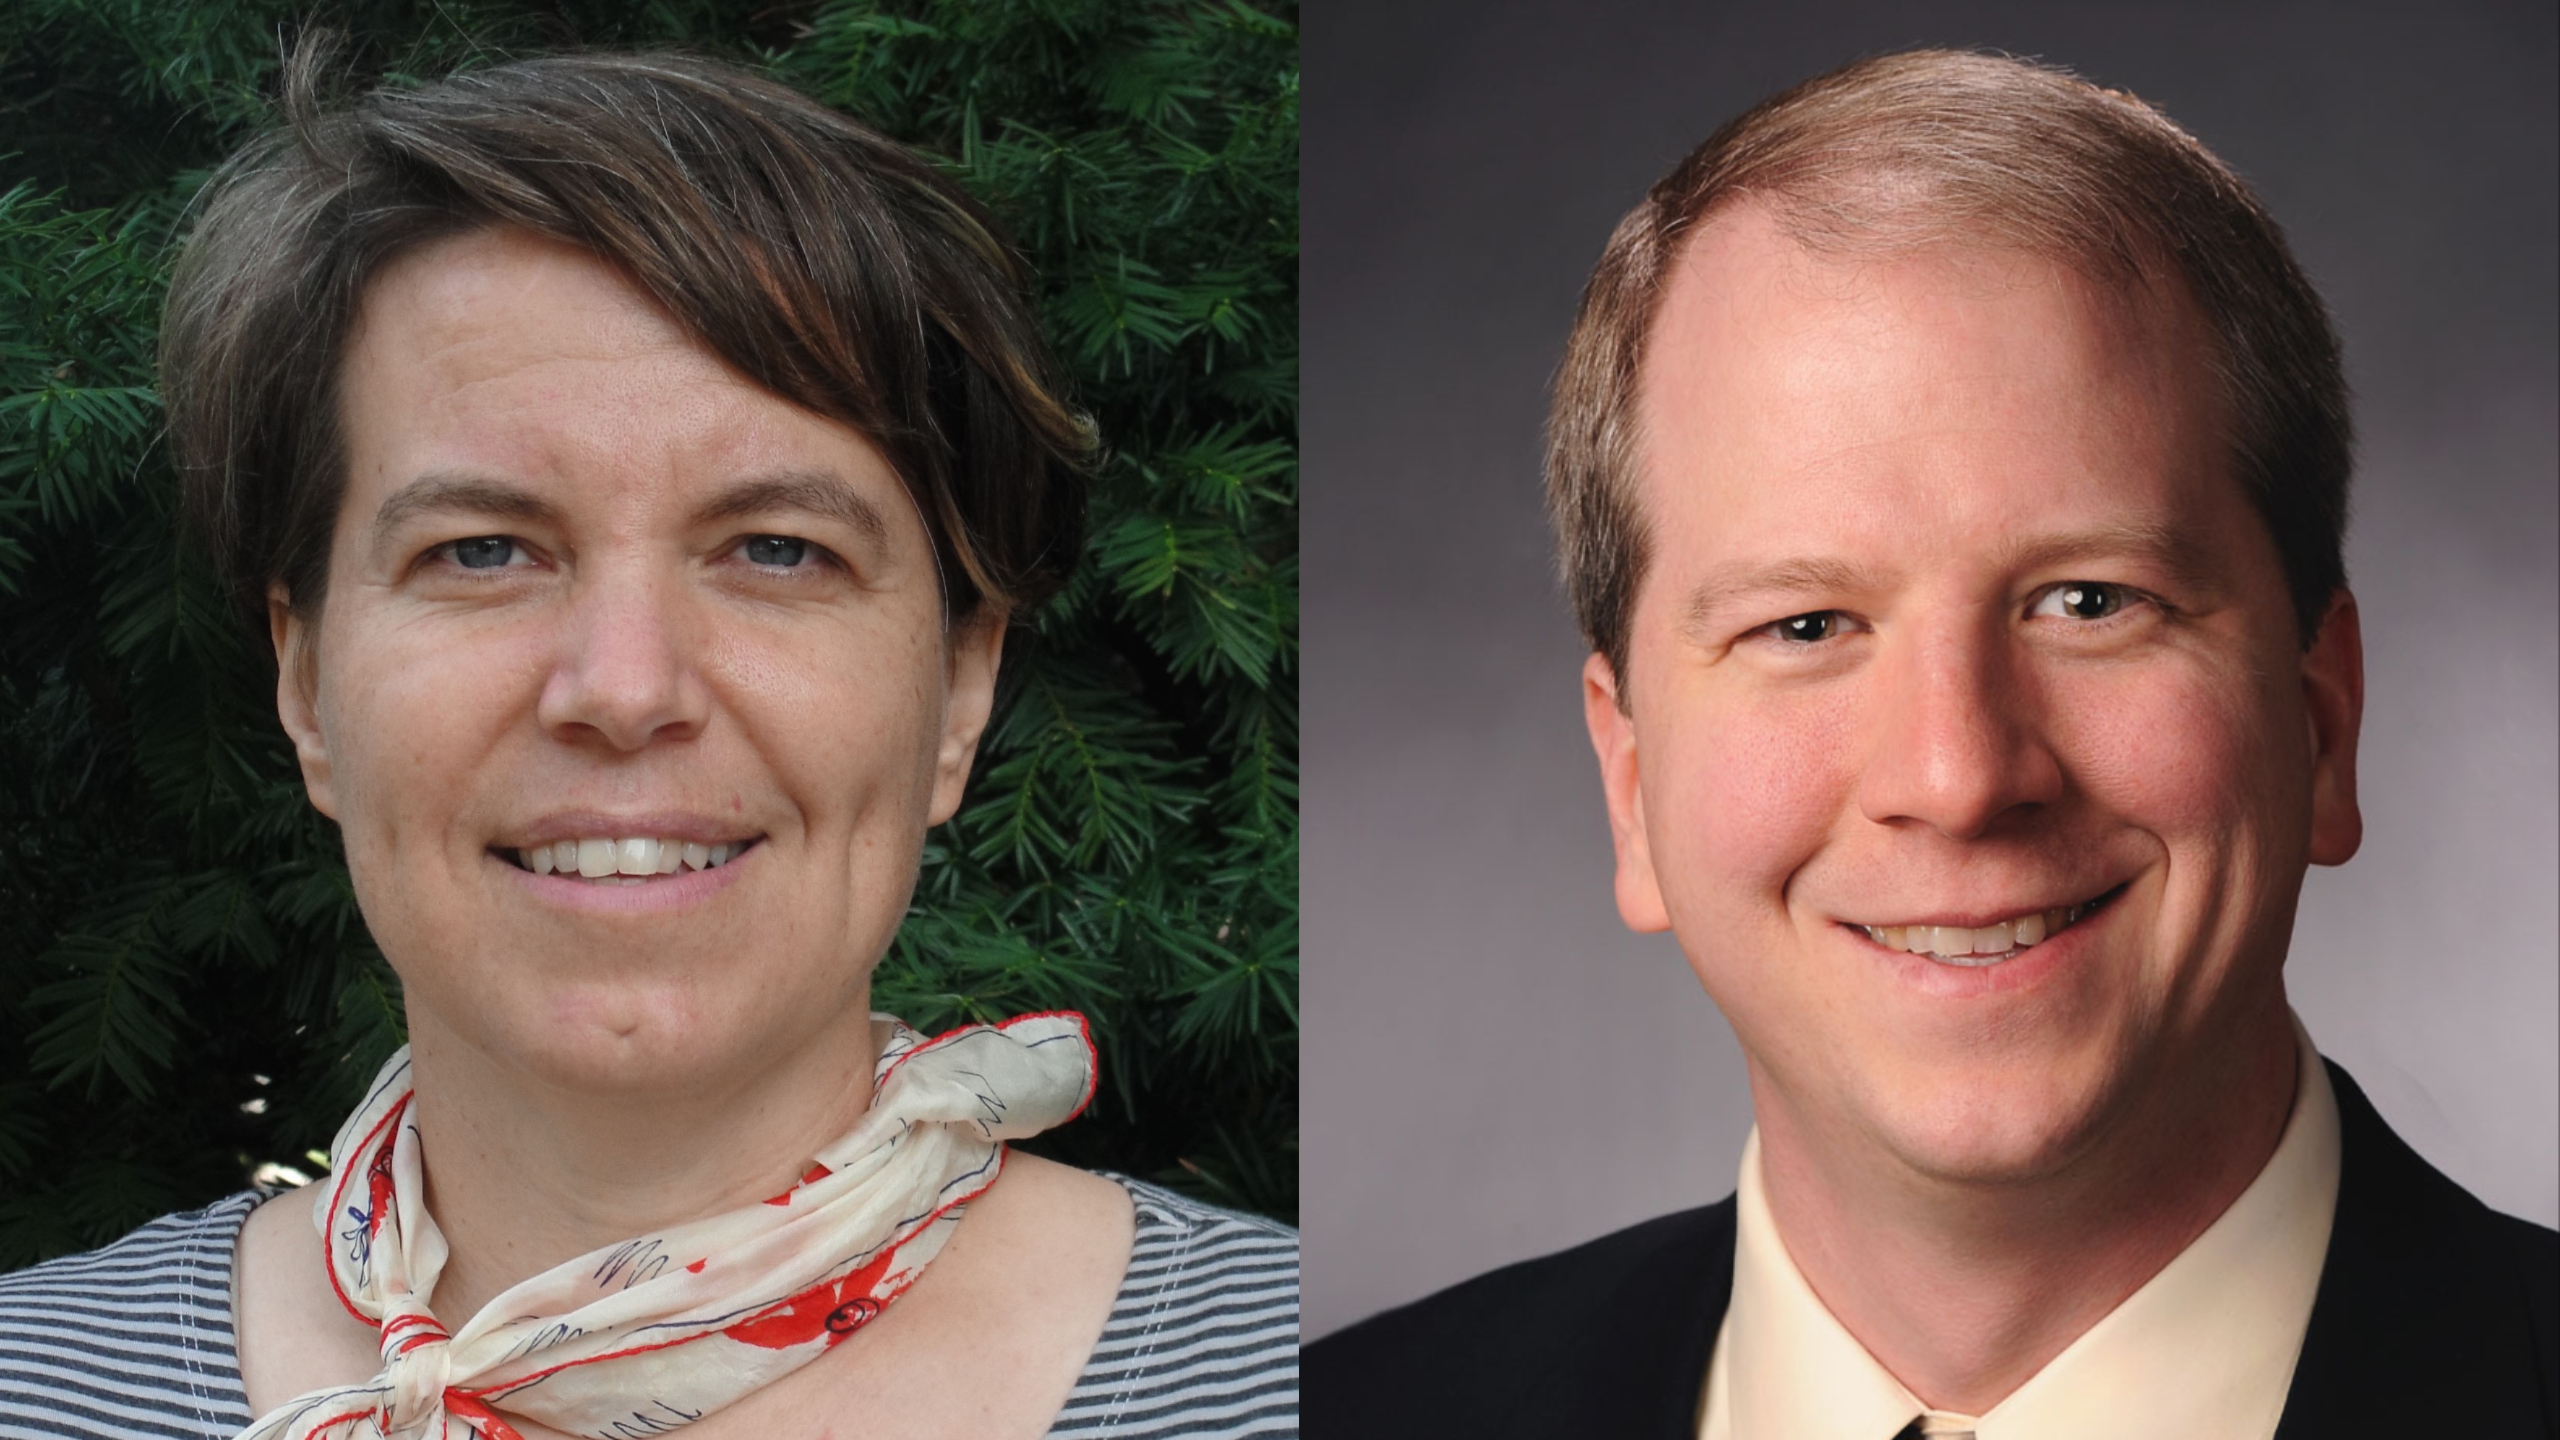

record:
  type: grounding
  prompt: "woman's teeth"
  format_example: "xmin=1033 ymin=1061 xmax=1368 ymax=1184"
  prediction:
xmin=1859 ymin=899 xmax=2101 ymax=967
xmin=511 ymin=837 xmax=749 ymax=883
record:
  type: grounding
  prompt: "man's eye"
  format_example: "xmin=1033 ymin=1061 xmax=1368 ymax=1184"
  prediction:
xmin=741 ymin=535 xmax=810 ymax=567
xmin=444 ymin=536 xmax=522 ymax=570
xmin=2030 ymin=581 xmax=2136 ymax=621
xmin=1765 ymin=611 xmax=1850 ymax=643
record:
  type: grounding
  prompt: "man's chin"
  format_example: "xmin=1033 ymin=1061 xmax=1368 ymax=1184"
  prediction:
xmin=1852 ymin=1066 xmax=2127 ymax=1189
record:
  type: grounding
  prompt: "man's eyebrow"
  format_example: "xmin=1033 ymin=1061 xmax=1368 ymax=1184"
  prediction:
xmin=370 ymin=475 xmax=560 ymax=559
xmin=1678 ymin=519 xmax=2223 ymax=636
xmin=691 ymin=472 xmax=893 ymax=549
xmin=1681 ymin=556 xmax=1876 ymax=637
xmin=1992 ymin=518 xmax=2221 ymax=596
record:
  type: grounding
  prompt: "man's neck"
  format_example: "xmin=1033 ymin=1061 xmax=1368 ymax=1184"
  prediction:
xmin=404 ymin=1003 xmax=889 ymax=1326
xmin=1749 ymin=1001 xmax=2302 ymax=1416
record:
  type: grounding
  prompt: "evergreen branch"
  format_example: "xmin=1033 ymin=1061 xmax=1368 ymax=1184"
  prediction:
xmin=23 ymin=880 xmax=187 ymax=1099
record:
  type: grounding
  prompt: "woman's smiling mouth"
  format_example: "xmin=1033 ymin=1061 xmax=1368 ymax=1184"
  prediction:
xmin=496 ymin=835 xmax=765 ymax=884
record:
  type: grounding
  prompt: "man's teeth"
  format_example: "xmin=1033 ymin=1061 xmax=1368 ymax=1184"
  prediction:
xmin=514 ymin=838 xmax=745 ymax=880
xmin=1859 ymin=901 xmax=2096 ymax=966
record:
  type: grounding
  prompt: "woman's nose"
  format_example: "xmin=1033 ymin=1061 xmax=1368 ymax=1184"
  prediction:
xmin=1853 ymin=626 xmax=2065 ymax=840
xmin=535 ymin=569 xmax=709 ymax=751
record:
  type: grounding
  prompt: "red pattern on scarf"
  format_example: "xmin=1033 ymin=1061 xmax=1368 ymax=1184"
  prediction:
xmin=721 ymin=1245 xmax=900 ymax=1350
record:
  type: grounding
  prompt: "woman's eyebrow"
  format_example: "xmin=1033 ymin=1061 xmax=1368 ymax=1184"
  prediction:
xmin=692 ymin=471 xmax=892 ymax=549
xmin=369 ymin=474 xmax=559 ymax=561
xmin=365 ymin=470 xmax=896 ymax=560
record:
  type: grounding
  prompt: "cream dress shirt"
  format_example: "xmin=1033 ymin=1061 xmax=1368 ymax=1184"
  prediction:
xmin=1699 ymin=1013 xmax=2341 ymax=1440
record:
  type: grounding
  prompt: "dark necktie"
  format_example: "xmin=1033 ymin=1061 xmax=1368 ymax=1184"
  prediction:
xmin=1893 ymin=1422 xmax=1977 ymax=1440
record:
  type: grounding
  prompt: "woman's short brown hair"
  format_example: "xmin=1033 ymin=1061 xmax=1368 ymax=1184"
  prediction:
xmin=1547 ymin=49 xmax=2351 ymax=694
xmin=165 ymin=42 xmax=1091 ymax=629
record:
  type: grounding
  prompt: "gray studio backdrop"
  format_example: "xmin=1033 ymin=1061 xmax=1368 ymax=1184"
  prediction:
xmin=1301 ymin=0 xmax=2560 ymax=1339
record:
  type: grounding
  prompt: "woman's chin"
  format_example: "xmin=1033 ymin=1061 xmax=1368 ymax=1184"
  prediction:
xmin=421 ymin=991 xmax=872 ymax=1101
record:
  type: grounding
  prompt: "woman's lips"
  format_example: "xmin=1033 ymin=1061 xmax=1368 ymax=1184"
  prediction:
xmin=495 ymin=834 xmax=763 ymax=881
xmin=493 ymin=838 xmax=760 ymax=912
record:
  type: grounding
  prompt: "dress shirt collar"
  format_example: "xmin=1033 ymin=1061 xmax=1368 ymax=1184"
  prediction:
xmin=1703 ymin=1011 xmax=2341 ymax=1440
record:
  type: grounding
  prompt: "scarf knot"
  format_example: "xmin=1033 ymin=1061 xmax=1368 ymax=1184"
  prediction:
xmin=375 ymin=1297 xmax=451 ymax=1438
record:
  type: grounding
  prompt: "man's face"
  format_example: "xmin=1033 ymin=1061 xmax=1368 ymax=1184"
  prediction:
xmin=1585 ymin=207 xmax=2362 ymax=1185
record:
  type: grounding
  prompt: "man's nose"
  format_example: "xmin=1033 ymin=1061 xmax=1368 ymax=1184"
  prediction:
xmin=536 ymin=565 xmax=709 ymax=751
xmin=1854 ymin=624 xmax=2064 ymax=840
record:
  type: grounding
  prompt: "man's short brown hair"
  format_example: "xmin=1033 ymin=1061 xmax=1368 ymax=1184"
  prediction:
xmin=165 ymin=43 xmax=1092 ymax=630
xmin=1546 ymin=49 xmax=2351 ymax=692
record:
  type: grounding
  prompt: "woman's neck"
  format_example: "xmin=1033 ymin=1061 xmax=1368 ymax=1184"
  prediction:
xmin=402 ymin=1003 xmax=889 ymax=1325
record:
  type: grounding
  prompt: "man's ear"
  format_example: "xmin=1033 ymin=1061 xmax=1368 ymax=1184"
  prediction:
xmin=2302 ymin=589 xmax=2363 ymax=866
xmin=1583 ymin=652 xmax=1670 ymax=933
xmin=928 ymin=609 xmax=1007 ymax=827
xmin=268 ymin=587 xmax=338 ymax=820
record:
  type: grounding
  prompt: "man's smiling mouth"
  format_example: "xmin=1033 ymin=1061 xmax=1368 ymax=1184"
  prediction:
xmin=1847 ymin=885 xmax=2127 ymax=967
xmin=496 ymin=835 xmax=764 ymax=885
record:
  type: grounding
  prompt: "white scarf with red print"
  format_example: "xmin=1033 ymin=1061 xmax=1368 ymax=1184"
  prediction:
xmin=237 ymin=1011 xmax=1096 ymax=1440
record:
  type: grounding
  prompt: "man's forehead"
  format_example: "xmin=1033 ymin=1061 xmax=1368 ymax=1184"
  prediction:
xmin=1648 ymin=201 xmax=2203 ymax=382
xmin=1625 ymin=204 xmax=2244 ymax=599
xmin=1639 ymin=211 xmax=2220 ymax=476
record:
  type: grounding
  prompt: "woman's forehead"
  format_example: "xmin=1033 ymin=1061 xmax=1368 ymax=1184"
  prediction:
xmin=338 ymin=228 xmax=903 ymax=526
xmin=348 ymin=229 xmax=702 ymax=411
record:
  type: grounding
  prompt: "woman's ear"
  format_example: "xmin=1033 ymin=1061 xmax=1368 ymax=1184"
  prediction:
xmin=269 ymin=586 xmax=339 ymax=820
xmin=928 ymin=609 xmax=1007 ymax=826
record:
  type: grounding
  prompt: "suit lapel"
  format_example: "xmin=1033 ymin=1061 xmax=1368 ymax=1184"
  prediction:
xmin=2274 ymin=1059 xmax=2552 ymax=1437
xmin=1633 ymin=1198 xmax=1734 ymax=1438
xmin=1550 ymin=1196 xmax=1735 ymax=1439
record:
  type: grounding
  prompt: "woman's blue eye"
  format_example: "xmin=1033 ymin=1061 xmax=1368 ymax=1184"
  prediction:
xmin=450 ymin=536 xmax=517 ymax=569
xmin=744 ymin=535 xmax=809 ymax=567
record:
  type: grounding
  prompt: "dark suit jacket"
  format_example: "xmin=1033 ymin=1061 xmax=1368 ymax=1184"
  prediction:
xmin=1306 ymin=1060 xmax=2557 ymax=1438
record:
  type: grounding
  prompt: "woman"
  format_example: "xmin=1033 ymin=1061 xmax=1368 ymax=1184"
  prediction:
xmin=0 ymin=47 xmax=1296 ymax=1440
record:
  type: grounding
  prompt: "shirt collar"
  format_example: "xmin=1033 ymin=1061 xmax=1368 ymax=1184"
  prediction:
xmin=1712 ymin=1011 xmax=2341 ymax=1440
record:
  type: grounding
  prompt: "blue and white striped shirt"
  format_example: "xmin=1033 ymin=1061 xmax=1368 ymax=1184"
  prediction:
xmin=0 ymin=1176 xmax=1297 ymax=1439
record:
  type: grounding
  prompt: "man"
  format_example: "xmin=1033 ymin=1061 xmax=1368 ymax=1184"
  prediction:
xmin=1305 ymin=49 xmax=2555 ymax=1440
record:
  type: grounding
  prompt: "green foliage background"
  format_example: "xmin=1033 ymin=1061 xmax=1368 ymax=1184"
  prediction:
xmin=0 ymin=0 xmax=1297 ymax=1265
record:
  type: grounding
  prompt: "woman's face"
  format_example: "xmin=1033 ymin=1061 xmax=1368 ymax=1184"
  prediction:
xmin=274 ymin=227 xmax=999 ymax=1094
